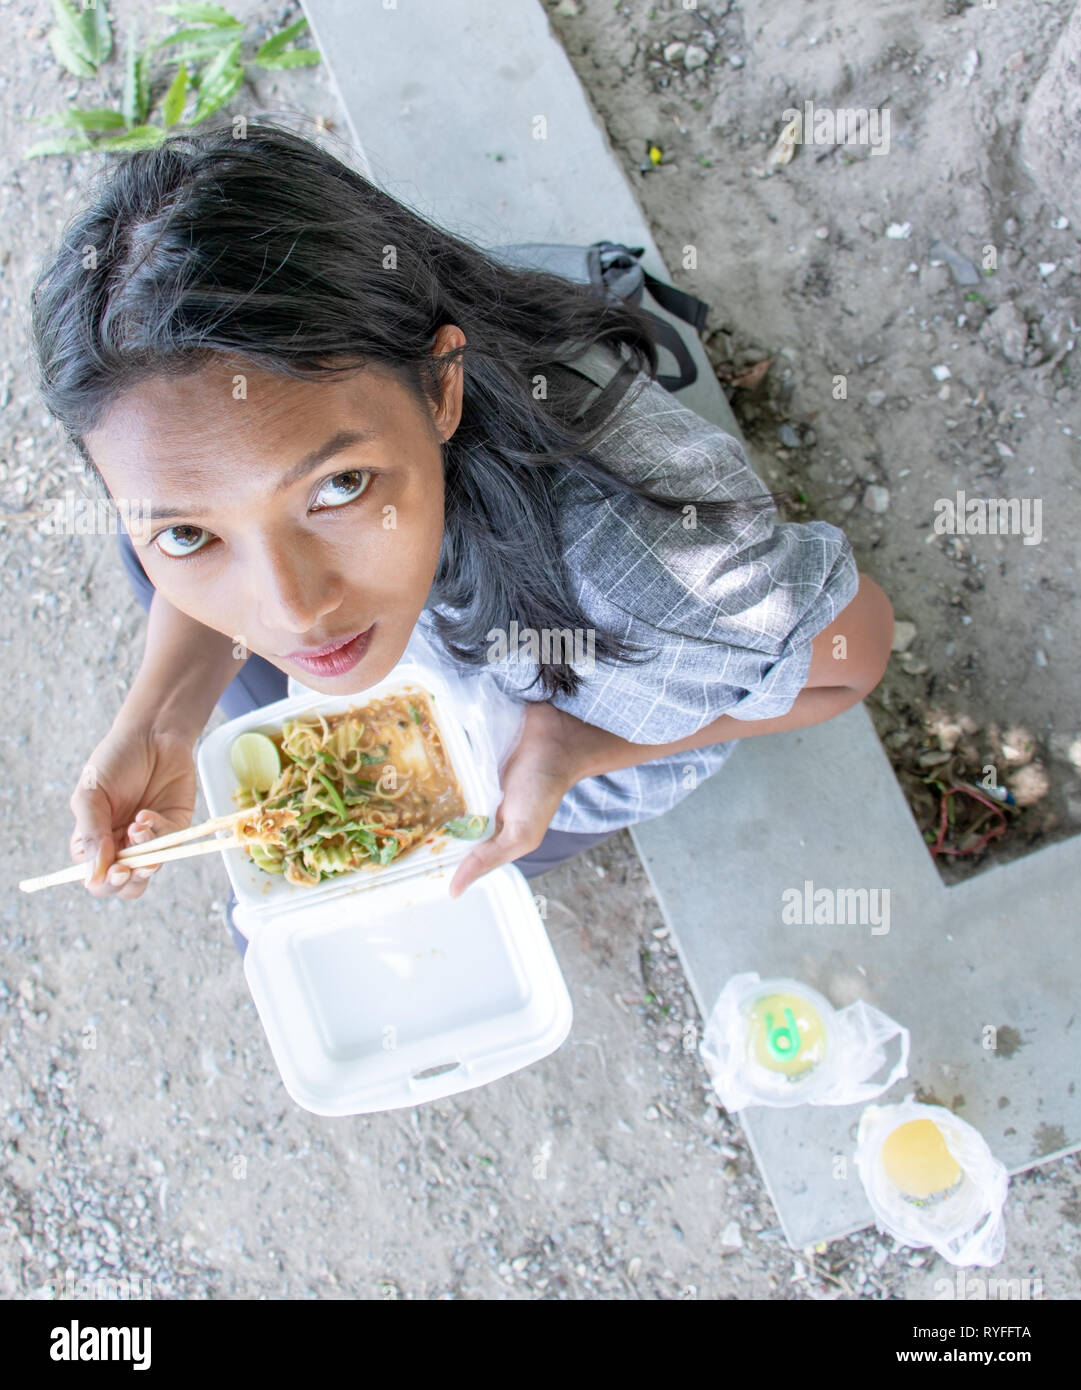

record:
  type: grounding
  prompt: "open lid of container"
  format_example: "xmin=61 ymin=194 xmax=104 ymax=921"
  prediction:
xmin=196 ymin=652 xmax=572 ymax=1114
xmin=233 ymin=860 xmax=572 ymax=1115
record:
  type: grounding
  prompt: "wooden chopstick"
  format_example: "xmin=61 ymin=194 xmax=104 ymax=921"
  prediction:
xmin=18 ymin=805 xmax=256 ymax=894
xmin=19 ymin=833 xmax=245 ymax=894
xmin=113 ymin=808 xmax=250 ymax=858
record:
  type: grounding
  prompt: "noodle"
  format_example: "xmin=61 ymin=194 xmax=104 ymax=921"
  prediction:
xmin=231 ymin=690 xmax=471 ymax=887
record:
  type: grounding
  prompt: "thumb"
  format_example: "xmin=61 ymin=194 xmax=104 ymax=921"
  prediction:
xmin=70 ymin=784 xmax=116 ymax=887
xmin=447 ymin=820 xmax=532 ymax=900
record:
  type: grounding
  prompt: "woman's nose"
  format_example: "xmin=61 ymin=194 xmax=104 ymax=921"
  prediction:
xmin=249 ymin=535 xmax=346 ymax=637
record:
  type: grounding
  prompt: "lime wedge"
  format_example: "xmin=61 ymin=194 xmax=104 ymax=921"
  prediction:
xmin=230 ymin=732 xmax=282 ymax=792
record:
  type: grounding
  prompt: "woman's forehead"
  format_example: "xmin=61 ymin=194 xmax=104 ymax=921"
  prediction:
xmin=85 ymin=359 xmax=400 ymax=477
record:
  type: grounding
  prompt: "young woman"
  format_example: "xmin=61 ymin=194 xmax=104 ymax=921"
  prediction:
xmin=31 ymin=122 xmax=892 ymax=948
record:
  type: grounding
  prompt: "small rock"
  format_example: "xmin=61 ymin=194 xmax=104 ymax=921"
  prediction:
xmin=872 ymin=1244 xmax=890 ymax=1269
xmin=721 ymin=1221 xmax=743 ymax=1249
xmin=1052 ymin=216 xmax=1070 ymax=230
xmin=728 ymin=54 xmax=744 ymax=68
xmin=1003 ymin=217 xmax=1020 ymax=238
xmin=928 ymin=239 xmax=981 ymax=286
xmin=1034 ymin=648 xmax=1048 ymax=668
xmin=931 ymin=363 xmax=952 ymax=381
xmin=858 ymin=212 xmax=884 ymax=237
xmin=862 ymin=484 xmax=890 ymax=513
xmin=980 ymin=300 xmax=1029 ymax=365
xmin=814 ymin=225 xmax=829 ymax=240
xmin=1009 ymin=761 xmax=1049 ymax=805
xmin=994 ymin=440 xmax=1015 ymax=458
xmin=961 ymin=49 xmax=979 ymax=79
xmin=891 ymin=621 xmax=917 ymax=653
xmin=1005 ymin=50 xmax=1025 ymax=71
xmin=684 ymin=45 xmax=709 ymax=70
xmin=663 ymin=41 xmax=686 ymax=63
xmin=865 ymin=389 xmax=887 ymax=408
xmin=554 ymin=0 xmax=581 ymax=15
xmin=777 ymin=423 xmax=802 ymax=448
xmin=899 ymin=653 xmax=929 ymax=675
xmin=885 ymin=222 xmax=912 ymax=240
xmin=919 ymin=749 xmax=953 ymax=768
xmin=1038 ymin=262 xmax=1058 ymax=278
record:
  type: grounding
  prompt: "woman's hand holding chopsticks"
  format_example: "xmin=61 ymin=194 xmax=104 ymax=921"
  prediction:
xmin=68 ymin=712 xmax=198 ymax=900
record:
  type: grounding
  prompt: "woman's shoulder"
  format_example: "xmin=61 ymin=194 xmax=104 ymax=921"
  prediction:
xmin=554 ymin=373 xmax=857 ymax=644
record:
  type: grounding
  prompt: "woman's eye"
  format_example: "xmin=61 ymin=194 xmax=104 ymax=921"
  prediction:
xmin=312 ymin=469 xmax=372 ymax=510
xmin=155 ymin=525 xmax=212 ymax=558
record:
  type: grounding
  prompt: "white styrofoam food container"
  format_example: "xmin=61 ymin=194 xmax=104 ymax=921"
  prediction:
xmin=196 ymin=659 xmax=572 ymax=1115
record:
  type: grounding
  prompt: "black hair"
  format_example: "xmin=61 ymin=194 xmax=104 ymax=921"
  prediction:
xmin=30 ymin=118 xmax=773 ymax=698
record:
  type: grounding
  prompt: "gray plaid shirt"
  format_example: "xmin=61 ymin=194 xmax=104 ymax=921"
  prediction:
xmin=416 ymin=369 xmax=859 ymax=834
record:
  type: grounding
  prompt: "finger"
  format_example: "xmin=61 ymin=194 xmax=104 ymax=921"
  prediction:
xmin=125 ymin=810 xmax=167 ymax=875
xmin=111 ymin=866 xmax=155 ymax=901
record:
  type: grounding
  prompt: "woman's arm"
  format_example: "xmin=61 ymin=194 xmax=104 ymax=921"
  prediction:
xmin=121 ymin=591 xmax=247 ymax=743
xmin=448 ymin=573 xmax=893 ymax=897
xmin=558 ymin=572 xmax=894 ymax=780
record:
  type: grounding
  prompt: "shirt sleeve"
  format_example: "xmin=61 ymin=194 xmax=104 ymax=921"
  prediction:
xmin=548 ymin=385 xmax=861 ymax=743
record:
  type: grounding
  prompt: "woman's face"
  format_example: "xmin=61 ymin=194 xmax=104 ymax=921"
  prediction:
xmin=85 ymin=326 xmax=465 ymax=694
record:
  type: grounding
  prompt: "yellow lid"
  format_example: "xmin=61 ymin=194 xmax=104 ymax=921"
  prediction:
xmin=746 ymin=991 xmax=827 ymax=1079
xmin=881 ymin=1118 xmax=964 ymax=1202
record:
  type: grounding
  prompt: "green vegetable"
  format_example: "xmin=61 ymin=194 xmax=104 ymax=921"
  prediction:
xmin=315 ymin=773 xmax=348 ymax=822
xmin=442 ymin=814 xmax=489 ymax=840
xmin=409 ymin=705 xmax=421 ymax=725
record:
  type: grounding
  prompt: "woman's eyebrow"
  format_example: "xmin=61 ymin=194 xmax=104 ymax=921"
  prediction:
xmin=147 ymin=428 xmax=379 ymax=523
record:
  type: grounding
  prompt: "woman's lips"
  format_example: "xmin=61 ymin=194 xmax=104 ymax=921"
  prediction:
xmin=286 ymin=626 xmax=375 ymax=678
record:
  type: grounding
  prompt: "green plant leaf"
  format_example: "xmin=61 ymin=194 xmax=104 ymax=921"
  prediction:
xmin=152 ymin=23 xmax=241 ymax=50
xmin=184 ymin=37 xmax=243 ymax=123
xmin=48 ymin=26 xmax=97 ymax=78
xmin=254 ymin=16 xmax=319 ymax=69
xmin=50 ymin=0 xmax=95 ymax=64
xmin=122 ymin=30 xmax=151 ymax=128
xmin=256 ymin=48 xmax=320 ymax=69
xmin=93 ymin=124 xmax=168 ymax=151
xmin=254 ymin=16 xmax=307 ymax=59
xmin=156 ymin=1 xmax=241 ymax=25
xmin=33 ymin=107 xmax=127 ymax=131
xmin=79 ymin=0 xmax=113 ymax=67
xmin=161 ymin=62 xmax=188 ymax=126
xmin=24 ymin=132 xmax=96 ymax=160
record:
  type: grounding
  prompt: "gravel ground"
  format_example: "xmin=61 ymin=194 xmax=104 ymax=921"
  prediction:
xmin=1 ymin=0 xmax=1078 ymax=1301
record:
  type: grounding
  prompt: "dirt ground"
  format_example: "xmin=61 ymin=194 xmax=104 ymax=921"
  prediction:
xmin=1 ymin=0 xmax=1078 ymax=1301
xmin=551 ymin=0 xmax=1081 ymax=880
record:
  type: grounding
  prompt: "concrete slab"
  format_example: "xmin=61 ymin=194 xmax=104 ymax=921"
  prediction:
xmin=302 ymin=0 xmax=1081 ymax=1249
xmin=300 ymin=0 xmax=742 ymax=442
xmin=630 ymin=712 xmax=1081 ymax=1247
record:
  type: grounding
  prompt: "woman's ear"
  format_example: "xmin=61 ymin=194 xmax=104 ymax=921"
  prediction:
xmin=429 ymin=323 xmax=467 ymax=443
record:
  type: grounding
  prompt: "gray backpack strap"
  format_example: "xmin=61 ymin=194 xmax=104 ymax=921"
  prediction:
xmin=488 ymin=241 xmax=707 ymax=395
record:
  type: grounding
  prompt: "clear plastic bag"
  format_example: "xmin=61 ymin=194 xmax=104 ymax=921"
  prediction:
xmin=287 ymin=618 xmax=527 ymax=833
xmin=855 ymin=1096 xmax=1009 ymax=1267
xmin=699 ymin=972 xmax=910 ymax=1111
